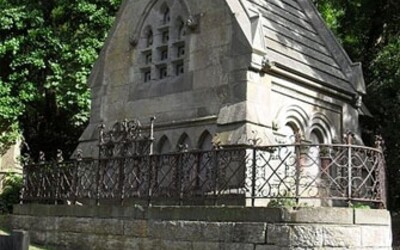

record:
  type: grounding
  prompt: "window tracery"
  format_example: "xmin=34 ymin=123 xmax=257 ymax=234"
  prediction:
xmin=138 ymin=2 xmax=188 ymax=83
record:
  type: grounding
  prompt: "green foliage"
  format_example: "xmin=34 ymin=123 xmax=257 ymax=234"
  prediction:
xmin=0 ymin=173 xmax=23 ymax=214
xmin=350 ymin=203 xmax=371 ymax=209
xmin=315 ymin=0 xmax=400 ymax=210
xmin=267 ymin=197 xmax=298 ymax=208
xmin=0 ymin=0 xmax=122 ymax=156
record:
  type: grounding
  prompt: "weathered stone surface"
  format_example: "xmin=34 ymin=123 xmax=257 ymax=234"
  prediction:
xmin=232 ymin=222 xmax=267 ymax=244
xmin=291 ymin=208 xmax=353 ymax=224
xmin=12 ymin=216 xmax=58 ymax=232
xmin=78 ymin=0 xmax=366 ymax=159
xmin=11 ymin=206 xmax=392 ymax=249
xmin=320 ymin=226 xmax=362 ymax=247
xmin=290 ymin=225 xmax=323 ymax=247
xmin=255 ymin=245 xmax=283 ymax=250
xmin=192 ymin=242 xmax=255 ymax=250
xmin=148 ymin=220 xmax=235 ymax=242
xmin=58 ymin=217 xmax=123 ymax=235
xmin=123 ymin=220 xmax=148 ymax=237
xmin=361 ymin=225 xmax=392 ymax=247
xmin=266 ymin=224 xmax=290 ymax=246
xmin=354 ymin=209 xmax=391 ymax=225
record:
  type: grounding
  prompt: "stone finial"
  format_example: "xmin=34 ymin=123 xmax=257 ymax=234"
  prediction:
xmin=262 ymin=57 xmax=275 ymax=70
xmin=248 ymin=130 xmax=262 ymax=146
xmin=186 ymin=15 xmax=198 ymax=30
xmin=212 ymin=133 xmax=222 ymax=149
xmin=178 ymin=144 xmax=189 ymax=152
xmin=355 ymin=95 xmax=363 ymax=108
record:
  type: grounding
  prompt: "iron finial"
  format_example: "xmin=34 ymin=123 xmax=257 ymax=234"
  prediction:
xmin=39 ymin=151 xmax=45 ymax=163
xmin=76 ymin=148 xmax=83 ymax=161
xmin=56 ymin=149 xmax=64 ymax=163
xmin=344 ymin=131 xmax=355 ymax=145
xmin=99 ymin=123 xmax=106 ymax=144
xmin=375 ymin=135 xmax=384 ymax=150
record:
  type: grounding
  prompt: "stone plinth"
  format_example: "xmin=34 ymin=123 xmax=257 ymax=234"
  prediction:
xmin=11 ymin=205 xmax=392 ymax=250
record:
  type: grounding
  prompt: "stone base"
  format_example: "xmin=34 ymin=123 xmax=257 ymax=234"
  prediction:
xmin=11 ymin=205 xmax=392 ymax=249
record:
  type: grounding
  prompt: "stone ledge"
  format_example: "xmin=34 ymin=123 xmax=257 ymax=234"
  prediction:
xmin=291 ymin=208 xmax=353 ymax=225
xmin=354 ymin=209 xmax=391 ymax=225
xmin=13 ymin=204 xmax=289 ymax=223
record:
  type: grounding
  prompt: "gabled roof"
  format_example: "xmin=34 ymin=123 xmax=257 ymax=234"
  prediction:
xmin=238 ymin=0 xmax=365 ymax=95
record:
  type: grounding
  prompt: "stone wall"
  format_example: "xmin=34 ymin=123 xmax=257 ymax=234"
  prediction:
xmin=11 ymin=205 xmax=392 ymax=249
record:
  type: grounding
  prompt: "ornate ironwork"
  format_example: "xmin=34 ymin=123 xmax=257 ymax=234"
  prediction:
xmin=21 ymin=143 xmax=387 ymax=208
xmin=20 ymin=119 xmax=387 ymax=208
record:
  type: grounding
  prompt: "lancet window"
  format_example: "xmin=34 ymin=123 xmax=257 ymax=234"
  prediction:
xmin=139 ymin=3 xmax=188 ymax=83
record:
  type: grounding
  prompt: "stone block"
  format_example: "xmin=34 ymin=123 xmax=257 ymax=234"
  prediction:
xmin=147 ymin=220 xmax=235 ymax=242
xmin=232 ymin=222 xmax=267 ymax=244
xmin=201 ymin=222 xmax=235 ymax=242
xmin=266 ymin=224 xmax=290 ymax=246
xmin=361 ymin=225 xmax=392 ymax=247
xmin=57 ymin=217 xmax=124 ymax=235
xmin=291 ymin=208 xmax=353 ymax=224
xmin=255 ymin=245 xmax=284 ymax=250
xmin=290 ymin=225 xmax=324 ymax=247
xmin=123 ymin=220 xmax=148 ymax=237
xmin=320 ymin=226 xmax=361 ymax=247
xmin=157 ymin=240 xmax=193 ymax=250
xmin=192 ymin=242 xmax=220 ymax=250
xmin=192 ymin=242 xmax=255 ymax=250
xmin=354 ymin=209 xmax=391 ymax=225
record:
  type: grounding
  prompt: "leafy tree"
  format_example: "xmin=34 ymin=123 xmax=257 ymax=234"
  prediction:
xmin=0 ymin=0 xmax=122 ymax=158
xmin=315 ymin=0 xmax=400 ymax=210
xmin=0 ymin=172 xmax=22 ymax=213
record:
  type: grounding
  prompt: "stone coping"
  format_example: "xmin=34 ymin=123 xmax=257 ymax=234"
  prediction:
xmin=13 ymin=205 xmax=391 ymax=226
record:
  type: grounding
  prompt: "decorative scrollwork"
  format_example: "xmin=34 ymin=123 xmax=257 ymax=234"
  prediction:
xmin=21 ymin=141 xmax=387 ymax=208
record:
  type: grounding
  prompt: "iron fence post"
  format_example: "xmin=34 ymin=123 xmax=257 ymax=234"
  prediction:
xmin=213 ymin=149 xmax=218 ymax=206
xmin=375 ymin=135 xmax=386 ymax=208
xmin=119 ymin=158 xmax=125 ymax=206
xmin=53 ymin=162 xmax=58 ymax=205
xmin=251 ymin=147 xmax=257 ymax=207
xmin=295 ymin=131 xmax=302 ymax=205
xmin=345 ymin=132 xmax=354 ymax=206
xmin=147 ymin=155 xmax=154 ymax=206
xmin=73 ymin=150 xmax=82 ymax=205
xmin=149 ymin=117 xmax=156 ymax=155
xmin=20 ymin=166 xmax=27 ymax=205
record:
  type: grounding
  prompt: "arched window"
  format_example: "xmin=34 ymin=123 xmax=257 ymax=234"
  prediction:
xmin=280 ymin=123 xmax=298 ymax=144
xmin=146 ymin=29 xmax=153 ymax=47
xmin=177 ymin=133 xmax=192 ymax=151
xmin=198 ymin=131 xmax=213 ymax=150
xmin=177 ymin=18 xmax=186 ymax=39
xmin=158 ymin=135 xmax=172 ymax=154
xmin=138 ymin=2 xmax=189 ymax=83
xmin=162 ymin=7 xmax=170 ymax=24
xmin=310 ymin=129 xmax=324 ymax=144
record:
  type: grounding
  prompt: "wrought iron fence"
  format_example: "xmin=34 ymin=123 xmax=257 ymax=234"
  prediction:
xmin=21 ymin=142 xmax=387 ymax=208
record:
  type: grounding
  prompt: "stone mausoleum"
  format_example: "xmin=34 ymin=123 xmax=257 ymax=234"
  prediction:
xmin=78 ymin=0 xmax=367 ymax=156
xmin=11 ymin=0 xmax=392 ymax=249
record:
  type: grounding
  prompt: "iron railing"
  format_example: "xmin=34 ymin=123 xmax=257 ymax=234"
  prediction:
xmin=21 ymin=143 xmax=387 ymax=208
